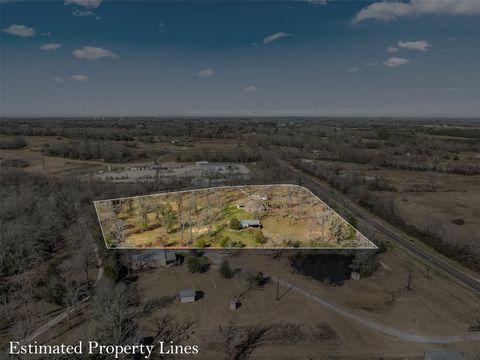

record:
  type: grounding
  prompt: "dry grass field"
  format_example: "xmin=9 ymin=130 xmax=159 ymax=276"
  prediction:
xmin=309 ymin=159 xmax=480 ymax=259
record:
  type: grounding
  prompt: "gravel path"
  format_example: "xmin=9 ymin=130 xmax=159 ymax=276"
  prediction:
xmin=278 ymin=278 xmax=480 ymax=344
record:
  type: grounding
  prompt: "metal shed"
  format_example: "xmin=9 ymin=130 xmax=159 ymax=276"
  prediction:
xmin=179 ymin=289 xmax=196 ymax=303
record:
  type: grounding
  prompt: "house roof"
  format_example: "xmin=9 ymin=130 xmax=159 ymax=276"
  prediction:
xmin=131 ymin=250 xmax=176 ymax=262
xmin=240 ymin=219 xmax=261 ymax=227
xmin=179 ymin=289 xmax=196 ymax=298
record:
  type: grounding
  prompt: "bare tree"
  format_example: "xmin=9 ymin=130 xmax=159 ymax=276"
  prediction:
xmin=111 ymin=218 xmax=126 ymax=246
xmin=220 ymin=324 xmax=269 ymax=360
xmin=92 ymin=279 xmax=137 ymax=344
xmin=137 ymin=197 xmax=150 ymax=229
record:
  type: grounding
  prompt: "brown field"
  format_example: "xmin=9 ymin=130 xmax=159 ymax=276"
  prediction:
xmin=0 ymin=148 xmax=105 ymax=175
xmin=138 ymin=137 xmax=247 ymax=161
xmin=311 ymin=159 xmax=480 ymax=256
xmin=364 ymin=170 xmax=480 ymax=251
xmin=32 ymin=248 xmax=480 ymax=358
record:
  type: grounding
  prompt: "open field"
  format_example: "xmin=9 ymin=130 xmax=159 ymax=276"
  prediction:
xmin=302 ymin=159 xmax=480 ymax=261
xmin=94 ymin=185 xmax=375 ymax=249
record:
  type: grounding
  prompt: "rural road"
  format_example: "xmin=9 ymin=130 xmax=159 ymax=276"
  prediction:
xmin=277 ymin=278 xmax=480 ymax=344
xmin=279 ymin=159 xmax=480 ymax=294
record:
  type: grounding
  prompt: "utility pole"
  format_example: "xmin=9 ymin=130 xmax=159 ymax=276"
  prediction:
xmin=406 ymin=271 xmax=412 ymax=292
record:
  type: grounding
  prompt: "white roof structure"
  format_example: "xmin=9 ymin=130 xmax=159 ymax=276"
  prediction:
xmin=240 ymin=219 xmax=261 ymax=228
xmin=179 ymin=289 xmax=196 ymax=298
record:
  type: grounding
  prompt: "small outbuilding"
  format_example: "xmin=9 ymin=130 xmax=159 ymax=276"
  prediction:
xmin=179 ymin=289 xmax=197 ymax=303
xmin=131 ymin=250 xmax=176 ymax=270
xmin=350 ymin=271 xmax=360 ymax=281
xmin=229 ymin=298 xmax=239 ymax=311
xmin=240 ymin=219 xmax=262 ymax=229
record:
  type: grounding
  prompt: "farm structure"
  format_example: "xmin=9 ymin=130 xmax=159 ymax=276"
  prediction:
xmin=240 ymin=220 xmax=262 ymax=228
xmin=94 ymin=184 xmax=376 ymax=249
xmin=179 ymin=289 xmax=197 ymax=303
xmin=130 ymin=250 xmax=177 ymax=270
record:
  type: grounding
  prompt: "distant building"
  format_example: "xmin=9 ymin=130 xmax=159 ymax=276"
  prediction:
xmin=240 ymin=219 xmax=262 ymax=229
xmin=131 ymin=250 xmax=176 ymax=270
xmin=179 ymin=289 xmax=197 ymax=303
xmin=424 ymin=350 xmax=464 ymax=360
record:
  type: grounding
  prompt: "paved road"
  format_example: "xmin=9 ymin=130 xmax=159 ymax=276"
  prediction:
xmin=281 ymin=159 xmax=480 ymax=294
xmin=277 ymin=278 xmax=480 ymax=344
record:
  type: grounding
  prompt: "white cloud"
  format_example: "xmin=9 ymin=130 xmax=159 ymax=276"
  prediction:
xmin=72 ymin=9 xmax=96 ymax=17
xmin=70 ymin=74 xmax=90 ymax=82
xmin=387 ymin=46 xmax=399 ymax=53
xmin=197 ymin=68 xmax=215 ymax=78
xmin=2 ymin=24 xmax=35 ymax=37
xmin=353 ymin=0 xmax=480 ymax=23
xmin=263 ymin=32 xmax=291 ymax=45
xmin=73 ymin=46 xmax=118 ymax=60
xmin=398 ymin=40 xmax=430 ymax=51
xmin=348 ymin=67 xmax=358 ymax=72
xmin=448 ymin=36 xmax=456 ymax=42
xmin=39 ymin=43 xmax=61 ymax=51
xmin=53 ymin=76 xmax=65 ymax=83
xmin=64 ymin=0 xmax=102 ymax=9
xmin=244 ymin=86 xmax=258 ymax=93
xmin=383 ymin=57 xmax=410 ymax=67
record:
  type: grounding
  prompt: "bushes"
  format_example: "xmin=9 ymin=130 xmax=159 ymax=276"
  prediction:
xmin=451 ymin=218 xmax=465 ymax=225
xmin=0 ymin=136 xmax=26 ymax=149
xmin=187 ymin=255 xmax=202 ymax=273
xmin=219 ymin=236 xmax=230 ymax=247
xmin=229 ymin=218 xmax=242 ymax=230
xmin=186 ymin=251 xmax=210 ymax=273
xmin=219 ymin=259 xmax=233 ymax=279
xmin=254 ymin=231 xmax=266 ymax=244
xmin=0 ymin=158 xmax=28 ymax=168
xmin=194 ymin=238 xmax=207 ymax=248
xmin=245 ymin=271 xmax=269 ymax=288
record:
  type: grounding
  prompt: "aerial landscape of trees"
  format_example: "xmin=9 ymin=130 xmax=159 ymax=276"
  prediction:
xmin=1 ymin=117 xmax=479 ymax=351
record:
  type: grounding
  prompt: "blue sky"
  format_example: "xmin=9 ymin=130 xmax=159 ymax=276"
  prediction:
xmin=1 ymin=0 xmax=479 ymax=117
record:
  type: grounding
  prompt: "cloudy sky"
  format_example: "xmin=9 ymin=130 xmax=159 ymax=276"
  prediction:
xmin=1 ymin=0 xmax=479 ymax=117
